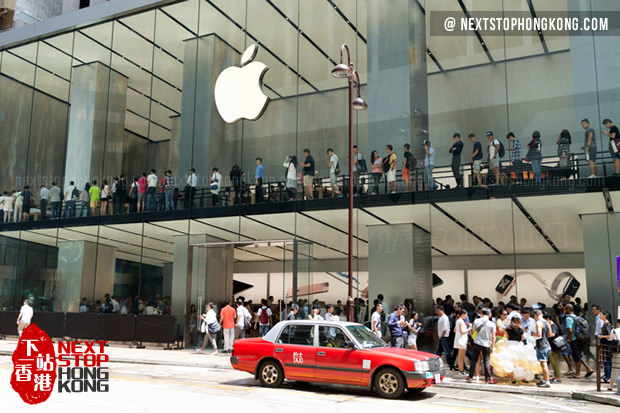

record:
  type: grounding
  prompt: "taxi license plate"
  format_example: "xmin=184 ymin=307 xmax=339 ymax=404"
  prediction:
xmin=425 ymin=372 xmax=433 ymax=379
xmin=435 ymin=373 xmax=441 ymax=383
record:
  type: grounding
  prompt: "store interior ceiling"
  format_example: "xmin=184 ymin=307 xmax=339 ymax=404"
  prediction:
xmin=1 ymin=191 xmax=613 ymax=267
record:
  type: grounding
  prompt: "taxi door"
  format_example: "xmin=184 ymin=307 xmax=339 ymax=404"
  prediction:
xmin=314 ymin=325 xmax=364 ymax=384
xmin=274 ymin=324 xmax=315 ymax=380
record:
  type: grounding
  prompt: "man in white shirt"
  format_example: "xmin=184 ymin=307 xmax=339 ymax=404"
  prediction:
xmin=487 ymin=131 xmax=501 ymax=186
xmin=327 ymin=148 xmax=340 ymax=197
xmin=235 ymin=299 xmax=250 ymax=340
xmin=521 ymin=309 xmax=536 ymax=340
xmin=111 ymin=295 xmax=120 ymax=313
xmin=147 ymin=169 xmax=158 ymax=212
xmin=184 ymin=168 xmax=198 ymax=208
xmin=16 ymin=299 xmax=34 ymax=337
xmin=592 ymin=304 xmax=603 ymax=336
xmin=210 ymin=167 xmax=222 ymax=207
xmin=436 ymin=305 xmax=451 ymax=364
xmin=64 ymin=181 xmax=77 ymax=218
xmin=504 ymin=303 xmax=521 ymax=327
xmin=371 ymin=303 xmax=383 ymax=338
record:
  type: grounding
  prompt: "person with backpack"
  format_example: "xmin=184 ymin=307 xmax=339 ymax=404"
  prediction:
xmin=543 ymin=313 xmax=563 ymax=383
xmin=352 ymin=145 xmax=366 ymax=195
xmin=486 ymin=131 xmax=502 ymax=186
xmin=526 ymin=131 xmax=543 ymax=184
xmin=403 ymin=143 xmax=416 ymax=191
xmin=256 ymin=299 xmax=272 ymax=337
xmin=116 ymin=174 xmax=128 ymax=214
xmin=63 ymin=181 xmax=78 ymax=218
xmin=384 ymin=145 xmax=397 ymax=193
xmin=81 ymin=182 xmax=91 ymax=217
xmin=128 ymin=177 xmax=139 ymax=213
xmin=564 ymin=303 xmax=593 ymax=378
xmin=597 ymin=310 xmax=614 ymax=384
xmin=557 ymin=129 xmax=572 ymax=167
xmin=235 ymin=299 xmax=251 ymax=340
xmin=283 ymin=155 xmax=298 ymax=201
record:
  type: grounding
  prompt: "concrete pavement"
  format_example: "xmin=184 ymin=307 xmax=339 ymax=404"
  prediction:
xmin=1 ymin=338 xmax=619 ymax=408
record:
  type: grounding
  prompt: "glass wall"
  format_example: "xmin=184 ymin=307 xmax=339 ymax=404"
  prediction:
xmin=0 ymin=0 xmax=617 ymax=327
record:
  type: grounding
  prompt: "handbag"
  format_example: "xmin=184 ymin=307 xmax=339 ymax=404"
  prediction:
xmin=208 ymin=321 xmax=221 ymax=334
xmin=552 ymin=335 xmax=569 ymax=353
xmin=612 ymin=138 xmax=620 ymax=154
xmin=200 ymin=321 xmax=206 ymax=333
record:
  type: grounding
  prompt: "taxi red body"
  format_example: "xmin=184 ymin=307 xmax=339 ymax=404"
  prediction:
xmin=230 ymin=320 xmax=445 ymax=398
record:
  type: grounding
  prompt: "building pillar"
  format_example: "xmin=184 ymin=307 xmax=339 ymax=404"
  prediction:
xmin=368 ymin=224 xmax=432 ymax=316
xmin=366 ymin=0 xmax=428 ymax=163
xmin=55 ymin=240 xmax=116 ymax=312
xmin=582 ymin=213 xmax=620 ymax=319
xmin=64 ymin=62 xmax=128 ymax=189
xmin=178 ymin=34 xmax=241 ymax=178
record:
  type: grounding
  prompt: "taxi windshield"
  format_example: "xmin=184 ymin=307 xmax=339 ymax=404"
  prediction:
xmin=346 ymin=325 xmax=387 ymax=349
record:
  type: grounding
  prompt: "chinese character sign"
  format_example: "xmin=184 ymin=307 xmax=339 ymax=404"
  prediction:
xmin=10 ymin=324 xmax=57 ymax=405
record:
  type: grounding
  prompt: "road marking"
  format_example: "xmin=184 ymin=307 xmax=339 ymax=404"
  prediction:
xmin=510 ymin=393 xmax=580 ymax=412
xmin=435 ymin=392 xmax=580 ymax=413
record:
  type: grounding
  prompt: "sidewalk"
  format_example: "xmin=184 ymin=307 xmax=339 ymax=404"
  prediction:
xmin=1 ymin=338 xmax=619 ymax=407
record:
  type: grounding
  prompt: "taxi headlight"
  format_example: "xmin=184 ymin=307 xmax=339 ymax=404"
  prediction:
xmin=439 ymin=358 xmax=444 ymax=369
xmin=414 ymin=361 xmax=430 ymax=371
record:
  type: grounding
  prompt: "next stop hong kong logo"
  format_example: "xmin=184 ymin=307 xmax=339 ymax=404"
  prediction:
xmin=10 ymin=324 xmax=110 ymax=405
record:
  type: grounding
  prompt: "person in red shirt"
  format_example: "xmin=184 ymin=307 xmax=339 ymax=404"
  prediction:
xmin=137 ymin=172 xmax=147 ymax=212
xmin=219 ymin=299 xmax=237 ymax=353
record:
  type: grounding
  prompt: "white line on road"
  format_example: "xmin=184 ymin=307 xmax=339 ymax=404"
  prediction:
xmin=434 ymin=392 xmax=580 ymax=413
xmin=510 ymin=393 xmax=581 ymax=412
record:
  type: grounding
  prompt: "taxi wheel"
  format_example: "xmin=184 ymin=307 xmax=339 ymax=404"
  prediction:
xmin=374 ymin=367 xmax=405 ymax=399
xmin=258 ymin=360 xmax=284 ymax=388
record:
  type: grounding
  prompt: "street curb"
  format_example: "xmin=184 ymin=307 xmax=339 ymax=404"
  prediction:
xmin=572 ymin=391 xmax=620 ymax=407
xmin=436 ymin=381 xmax=572 ymax=398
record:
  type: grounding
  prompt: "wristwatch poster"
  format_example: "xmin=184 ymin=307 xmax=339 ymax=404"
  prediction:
xmin=495 ymin=271 xmax=580 ymax=301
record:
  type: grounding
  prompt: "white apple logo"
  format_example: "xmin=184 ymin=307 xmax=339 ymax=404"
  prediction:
xmin=214 ymin=43 xmax=270 ymax=123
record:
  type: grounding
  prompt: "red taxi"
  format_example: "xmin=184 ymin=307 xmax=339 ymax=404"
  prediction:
xmin=230 ymin=320 xmax=445 ymax=398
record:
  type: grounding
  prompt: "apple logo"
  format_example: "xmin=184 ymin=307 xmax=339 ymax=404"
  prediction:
xmin=214 ymin=43 xmax=270 ymax=123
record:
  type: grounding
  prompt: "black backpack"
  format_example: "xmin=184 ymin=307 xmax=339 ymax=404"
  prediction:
xmin=382 ymin=156 xmax=391 ymax=173
xmin=72 ymin=187 xmax=81 ymax=200
xmin=498 ymin=141 xmax=506 ymax=158
xmin=574 ymin=316 xmax=591 ymax=343
xmin=357 ymin=158 xmax=368 ymax=173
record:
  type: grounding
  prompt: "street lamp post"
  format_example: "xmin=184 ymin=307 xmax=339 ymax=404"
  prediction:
xmin=331 ymin=44 xmax=368 ymax=322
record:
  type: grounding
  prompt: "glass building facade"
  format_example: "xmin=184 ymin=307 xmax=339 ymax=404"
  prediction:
xmin=0 ymin=0 xmax=619 ymax=333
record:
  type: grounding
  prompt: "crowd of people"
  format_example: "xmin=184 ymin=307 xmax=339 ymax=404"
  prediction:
xmin=0 ymin=118 xmax=617 ymax=223
xmin=77 ymin=293 xmax=172 ymax=316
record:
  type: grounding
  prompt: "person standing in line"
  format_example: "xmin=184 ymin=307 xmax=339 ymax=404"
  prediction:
xmin=435 ymin=305 xmax=451 ymax=363
xmin=219 ymin=299 xmax=236 ymax=353
xmin=565 ymin=303 xmax=593 ymax=378
xmin=283 ymin=155 xmax=298 ymax=201
xmin=507 ymin=132 xmax=522 ymax=183
xmin=235 ymin=299 xmax=251 ymax=340
xmin=580 ymin=119 xmax=598 ymax=178
xmin=117 ymin=174 xmax=128 ymax=214
xmin=63 ymin=181 xmax=77 ymax=218
xmin=210 ymin=167 xmax=222 ymax=207
xmin=39 ymin=184 xmax=50 ymax=220
xmin=307 ymin=304 xmax=323 ymax=321
xmin=592 ymin=304 xmax=603 ymax=337
xmin=385 ymin=145 xmax=397 ymax=193
xmin=521 ymin=308 xmax=536 ymax=340
xmin=486 ymin=131 xmax=501 ymax=186
xmin=158 ymin=174 xmax=166 ymax=211
xmin=424 ymin=140 xmax=436 ymax=190
xmin=16 ymin=299 xmax=33 ymax=337
xmin=557 ymin=129 xmax=572 ymax=167
xmin=128 ymin=178 xmax=138 ymax=213
xmin=467 ymin=308 xmax=497 ymax=384
xmin=13 ymin=189 xmax=23 ymax=223
xmin=370 ymin=150 xmax=382 ymax=195
xmin=199 ymin=302 xmax=219 ymax=355
xmin=230 ymin=164 xmax=245 ymax=205
xmin=450 ymin=134 xmax=464 ymax=187
xmin=111 ymin=177 xmax=119 ymax=214
xmin=0 ymin=191 xmax=5 ymax=222
xmin=164 ymin=170 xmax=175 ymax=211
xmin=287 ymin=304 xmax=299 ymax=320
xmin=324 ymin=304 xmax=335 ymax=321
xmin=387 ymin=305 xmax=407 ymax=348
xmin=255 ymin=158 xmax=265 ymax=203
xmin=371 ymin=303 xmax=383 ymax=338
xmin=543 ymin=314 xmax=562 ymax=383
xmin=406 ymin=312 xmax=422 ymax=350
xmin=137 ymin=172 xmax=147 ymax=212
xmin=352 ymin=145 xmax=364 ymax=194
xmin=2 ymin=191 xmax=14 ymax=223
xmin=602 ymin=119 xmax=620 ymax=175
xmin=597 ymin=310 xmax=614 ymax=384
xmin=184 ymin=168 xmax=198 ymax=209
xmin=256 ymin=299 xmax=272 ymax=337
xmin=89 ymin=180 xmax=101 ymax=216
xmin=403 ymin=143 xmax=416 ymax=191
xmin=146 ymin=169 xmax=158 ymax=212
xmin=21 ymin=186 xmax=32 ymax=222
xmin=81 ymin=183 xmax=91 ymax=217
xmin=50 ymin=183 xmax=61 ymax=219
xmin=100 ymin=179 xmax=110 ymax=215
xmin=532 ymin=309 xmax=553 ymax=387
xmin=454 ymin=309 xmax=471 ymax=375
xmin=469 ymin=133 xmax=483 ymax=186
xmin=526 ymin=131 xmax=543 ymax=184
xmin=326 ymin=148 xmax=341 ymax=197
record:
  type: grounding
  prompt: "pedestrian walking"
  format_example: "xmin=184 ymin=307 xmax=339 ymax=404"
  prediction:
xmin=467 ymin=308 xmax=496 ymax=384
xmin=16 ymin=299 xmax=33 ymax=337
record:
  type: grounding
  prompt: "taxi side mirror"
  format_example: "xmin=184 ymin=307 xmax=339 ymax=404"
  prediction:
xmin=345 ymin=341 xmax=357 ymax=349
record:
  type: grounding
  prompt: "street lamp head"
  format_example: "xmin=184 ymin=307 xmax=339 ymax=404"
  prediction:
xmin=331 ymin=63 xmax=352 ymax=78
xmin=353 ymin=96 xmax=368 ymax=111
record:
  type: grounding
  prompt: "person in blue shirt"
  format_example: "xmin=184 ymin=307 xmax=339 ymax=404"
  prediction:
xmin=255 ymin=158 xmax=264 ymax=203
xmin=387 ymin=304 xmax=407 ymax=348
xmin=450 ymin=133 xmax=464 ymax=187
xmin=469 ymin=133 xmax=483 ymax=186
xmin=424 ymin=140 xmax=437 ymax=190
